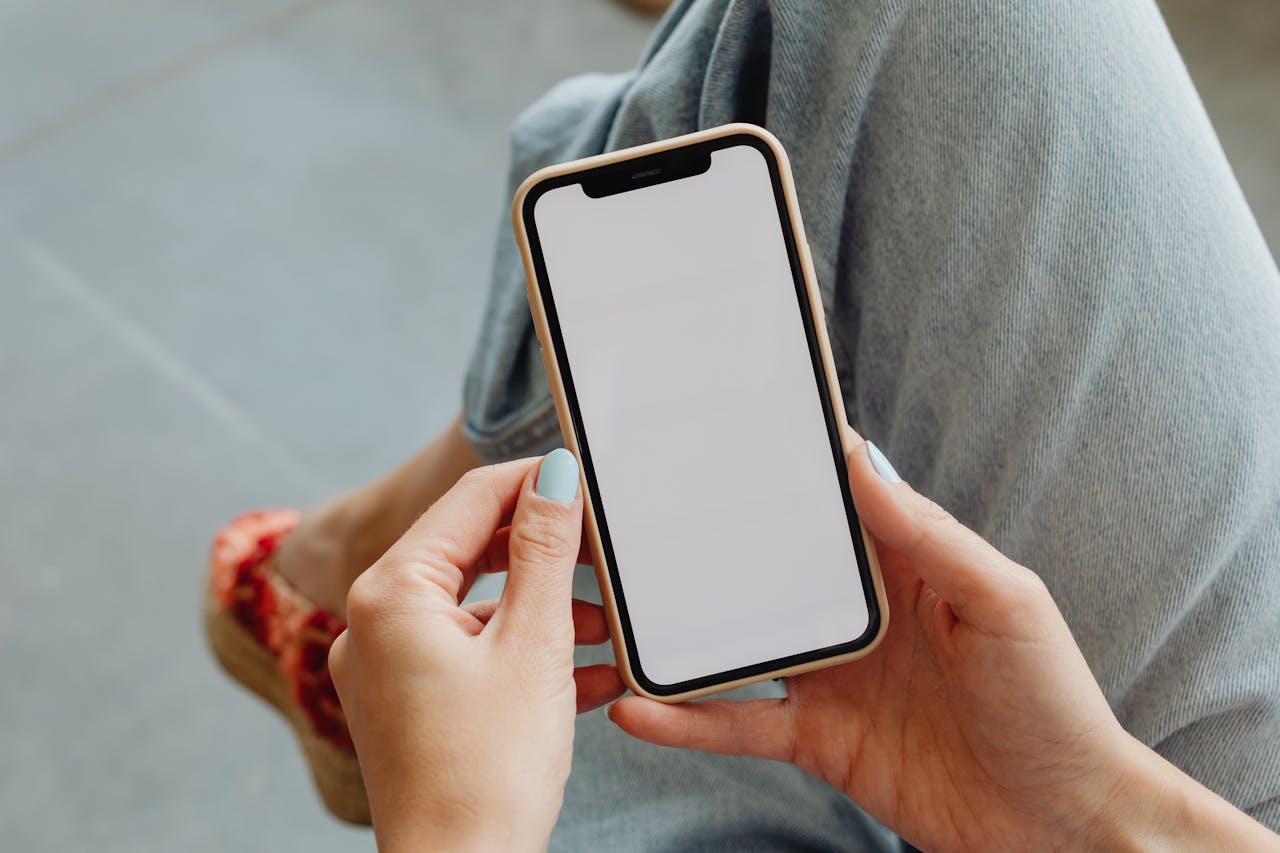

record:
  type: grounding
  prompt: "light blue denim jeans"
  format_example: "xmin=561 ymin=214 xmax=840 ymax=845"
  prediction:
xmin=461 ymin=0 xmax=1280 ymax=847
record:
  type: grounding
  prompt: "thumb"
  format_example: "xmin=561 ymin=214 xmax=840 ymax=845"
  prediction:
xmin=845 ymin=432 xmax=1041 ymax=628
xmin=492 ymin=448 xmax=584 ymax=639
xmin=608 ymin=696 xmax=794 ymax=762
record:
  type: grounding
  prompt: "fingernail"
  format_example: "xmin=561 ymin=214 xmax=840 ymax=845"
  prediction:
xmin=536 ymin=448 xmax=580 ymax=503
xmin=866 ymin=441 xmax=903 ymax=484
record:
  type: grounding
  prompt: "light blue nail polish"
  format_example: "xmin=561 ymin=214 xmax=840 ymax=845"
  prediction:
xmin=536 ymin=448 xmax=580 ymax=503
xmin=866 ymin=441 xmax=903 ymax=484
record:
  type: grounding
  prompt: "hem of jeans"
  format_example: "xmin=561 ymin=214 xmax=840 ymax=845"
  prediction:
xmin=461 ymin=401 xmax=563 ymax=464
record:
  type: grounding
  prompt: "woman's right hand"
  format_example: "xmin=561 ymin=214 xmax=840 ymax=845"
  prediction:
xmin=610 ymin=432 xmax=1280 ymax=851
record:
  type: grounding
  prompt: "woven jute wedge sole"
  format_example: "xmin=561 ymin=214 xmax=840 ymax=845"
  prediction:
xmin=203 ymin=578 xmax=371 ymax=824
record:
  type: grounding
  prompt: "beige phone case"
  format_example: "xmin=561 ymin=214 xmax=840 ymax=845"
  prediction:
xmin=513 ymin=122 xmax=889 ymax=703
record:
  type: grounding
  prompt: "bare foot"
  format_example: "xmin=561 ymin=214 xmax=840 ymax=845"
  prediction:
xmin=272 ymin=500 xmax=374 ymax=616
xmin=274 ymin=413 xmax=485 ymax=616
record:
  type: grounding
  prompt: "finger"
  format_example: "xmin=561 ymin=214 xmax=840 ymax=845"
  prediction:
xmin=374 ymin=458 xmax=539 ymax=604
xmin=843 ymin=431 xmax=1037 ymax=625
xmin=608 ymin=696 xmax=794 ymax=762
xmin=476 ymin=525 xmax=596 ymax=574
xmin=570 ymin=599 xmax=612 ymax=644
xmin=475 ymin=527 xmax=512 ymax=575
xmin=576 ymin=536 xmax=597 ymax=568
xmin=462 ymin=598 xmax=611 ymax=645
xmin=327 ymin=629 xmax=349 ymax=694
xmin=492 ymin=449 xmax=584 ymax=639
xmin=463 ymin=598 xmax=500 ymax=624
xmin=575 ymin=665 xmax=626 ymax=713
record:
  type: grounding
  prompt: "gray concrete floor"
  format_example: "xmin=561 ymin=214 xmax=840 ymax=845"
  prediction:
xmin=0 ymin=1 xmax=1275 ymax=850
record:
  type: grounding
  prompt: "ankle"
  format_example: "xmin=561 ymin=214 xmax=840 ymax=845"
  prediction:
xmin=275 ymin=497 xmax=369 ymax=617
xmin=275 ymin=413 xmax=485 ymax=617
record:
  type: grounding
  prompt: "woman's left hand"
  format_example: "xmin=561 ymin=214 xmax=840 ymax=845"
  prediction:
xmin=328 ymin=451 xmax=624 ymax=853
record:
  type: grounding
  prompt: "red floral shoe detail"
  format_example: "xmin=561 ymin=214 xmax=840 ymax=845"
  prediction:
xmin=279 ymin=608 xmax=351 ymax=751
xmin=204 ymin=509 xmax=369 ymax=823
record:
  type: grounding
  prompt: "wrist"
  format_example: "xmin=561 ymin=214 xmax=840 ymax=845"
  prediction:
xmin=378 ymin=822 xmax=503 ymax=853
xmin=1078 ymin=733 xmax=1177 ymax=852
xmin=372 ymin=789 xmax=558 ymax=853
xmin=1085 ymin=733 xmax=1280 ymax=852
xmin=376 ymin=811 xmax=545 ymax=853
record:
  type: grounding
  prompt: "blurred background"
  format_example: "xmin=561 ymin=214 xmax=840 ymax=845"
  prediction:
xmin=0 ymin=0 xmax=1275 ymax=849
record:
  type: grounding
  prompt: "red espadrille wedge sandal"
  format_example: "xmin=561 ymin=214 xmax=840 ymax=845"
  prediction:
xmin=203 ymin=509 xmax=370 ymax=824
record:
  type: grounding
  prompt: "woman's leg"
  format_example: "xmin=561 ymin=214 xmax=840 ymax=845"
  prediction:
xmin=205 ymin=411 xmax=481 ymax=824
xmin=274 ymin=411 xmax=482 ymax=615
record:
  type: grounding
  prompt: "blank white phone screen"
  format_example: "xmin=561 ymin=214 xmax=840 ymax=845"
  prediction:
xmin=533 ymin=143 xmax=870 ymax=687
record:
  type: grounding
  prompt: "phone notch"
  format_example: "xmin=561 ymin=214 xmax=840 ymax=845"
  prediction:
xmin=581 ymin=148 xmax=712 ymax=198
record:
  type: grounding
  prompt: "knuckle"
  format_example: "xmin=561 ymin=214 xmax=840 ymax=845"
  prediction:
xmin=457 ymin=464 xmax=494 ymax=487
xmin=896 ymin=491 xmax=957 ymax=556
xmin=982 ymin=585 xmax=1023 ymax=623
xmin=327 ymin=632 xmax=348 ymax=683
xmin=456 ymin=464 xmax=499 ymax=500
xmin=1013 ymin=567 xmax=1052 ymax=606
xmin=906 ymin=507 xmax=949 ymax=559
xmin=509 ymin=514 xmax=575 ymax=566
xmin=345 ymin=571 xmax=390 ymax=629
xmin=984 ymin=567 xmax=1045 ymax=620
xmin=682 ymin=708 xmax=703 ymax=750
xmin=916 ymin=495 xmax=957 ymax=529
xmin=405 ymin=533 xmax=471 ymax=577
xmin=413 ymin=556 xmax=467 ymax=599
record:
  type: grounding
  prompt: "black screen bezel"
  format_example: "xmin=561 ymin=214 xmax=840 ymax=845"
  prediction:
xmin=521 ymin=132 xmax=881 ymax=696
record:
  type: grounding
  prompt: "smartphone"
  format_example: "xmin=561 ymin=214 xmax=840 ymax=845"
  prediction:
xmin=514 ymin=124 xmax=888 ymax=703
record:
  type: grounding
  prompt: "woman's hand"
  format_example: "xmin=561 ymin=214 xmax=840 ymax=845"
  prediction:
xmin=609 ymin=433 xmax=1280 ymax=851
xmin=328 ymin=450 xmax=624 ymax=853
